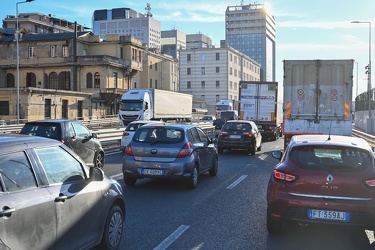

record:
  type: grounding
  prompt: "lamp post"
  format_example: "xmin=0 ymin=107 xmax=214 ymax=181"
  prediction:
xmin=352 ymin=21 xmax=372 ymax=133
xmin=16 ymin=0 xmax=34 ymax=125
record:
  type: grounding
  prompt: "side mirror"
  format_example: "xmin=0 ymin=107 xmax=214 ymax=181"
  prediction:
xmin=89 ymin=167 xmax=104 ymax=181
xmin=271 ymin=151 xmax=283 ymax=160
xmin=91 ymin=133 xmax=98 ymax=139
xmin=210 ymin=138 xmax=218 ymax=144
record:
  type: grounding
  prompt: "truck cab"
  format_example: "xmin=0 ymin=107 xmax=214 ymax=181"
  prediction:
xmin=119 ymin=90 xmax=152 ymax=126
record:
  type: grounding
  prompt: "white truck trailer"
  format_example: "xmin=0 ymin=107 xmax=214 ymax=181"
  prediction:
xmin=283 ymin=59 xmax=354 ymax=148
xmin=119 ymin=89 xmax=193 ymax=126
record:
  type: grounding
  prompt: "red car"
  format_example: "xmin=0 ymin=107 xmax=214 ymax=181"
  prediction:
xmin=267 ymin=134 xmax=375 ymax=234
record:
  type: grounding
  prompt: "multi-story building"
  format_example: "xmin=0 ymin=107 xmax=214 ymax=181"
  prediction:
xmin=131 ymin=50 xmax=179 ymax=92
xmin=179 ymin=45 xmax=260 ymax=115
xmin=186 ymin=33 xmax=213 ymax=49
xmin=2 ymin=12 xmax=87 ymax=34
xmin=161 ymin=29 xmax=186 ymax=59
xmin=92 ymin=6 xmax=161 ymax=50
xmin=0 ymin=31 xmax=144 ymax=122
xmin=225 ymin=3 xmax=276 ymax=81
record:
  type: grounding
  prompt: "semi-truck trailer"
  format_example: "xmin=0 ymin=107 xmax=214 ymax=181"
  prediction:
xmin=118 ymin=89 xmax=193 ymax=126
xmin=283 ymin=59 xmax=354 ymax=148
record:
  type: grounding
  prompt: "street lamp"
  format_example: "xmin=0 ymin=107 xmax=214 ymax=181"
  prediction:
xmin=352 ymin=21 xmax=372 ymax=133
xmin=16 ymin=0 xmax=34 ymax=125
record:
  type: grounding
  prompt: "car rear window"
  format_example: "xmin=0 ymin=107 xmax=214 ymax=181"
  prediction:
xmin=222 ymin=122 xmax=251 ymax=131
xmin=289 ymin=145 xmax=372 ymax=171
xmin=125 ymin=123 xmax=144 ymax=131
xmin=133 ymin=127 xmax=184 ymax=144
xmin=21 ymin=123 xmax=61 ymax=141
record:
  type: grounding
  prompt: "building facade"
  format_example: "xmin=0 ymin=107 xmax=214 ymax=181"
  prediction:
xmin=179 ymin=45 xmax=260 ymax=115
xmin=186 ymin=33 xmax=213 ymax=49
xmin=0 ymin=31 xmax=144 ymax=123
xmin=2 ymin=12 xmax=87 ymax=34
xmin=92 ymin=7 xmax=161 ymax=50
xmin=225 ymin=3 xmax=276 ymax=81
xmin=161 ymin=29 xmax=186 ymax=59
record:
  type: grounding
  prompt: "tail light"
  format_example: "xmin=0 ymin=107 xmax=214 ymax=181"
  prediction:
xmin=285 ymin=137 xmax=291 ymax=143
xmin=269 ymin=126 xmax=276 ymax=130
xmin=219 ymin=131 xmax=228 ymax=137
xmin=177 ymin=142 xmax=192 ymax=158
xmin=365 ymin=179 xmax=375 ymax=187
xmin=125 ymin=143 xmax=133 ymax=156
xmin=122 ymin=132 xmax=130 ymax=136
xmin=273 ymin=170 xmax=296 ymax=182
xmin=242 ymin=132 xmax=253 ymax=137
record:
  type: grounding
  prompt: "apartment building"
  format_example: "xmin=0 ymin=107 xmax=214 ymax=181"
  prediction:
xmin=0 ymin=31 xmax=143 ymax=122
xmin=225 ymin=3 xmax=276 ymax=81
xmin=92 ymin=7 xmax=161 ymax=50
xmin=179 ymin=45 xmax=260 ymax=115
xmin=2 ymin=12 xmax=87 ymax=34
xmin=161 ymin=29 xmax=186 ymax=59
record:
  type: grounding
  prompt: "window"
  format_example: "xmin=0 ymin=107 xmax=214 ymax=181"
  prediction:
xmin=216 ymin=95 xmax=220 ymax=102
xmin=201 ymin=81 xmax=205 ymax=89
xmin=187 ymin=81 xmax=191 ymax=89
xmin=201 ymin=53 xmax=205 ymax=61
xmin=234 ymin=69 xmax=237 ymax=77
xmin=0 ymin=151 xmax=37 ymax=191
xmin=230 ymin=67 xmax=233 ymax=75
xmin=6 ymin=73 xmax=14 ymax=87
xmin=187 ymin=54 xmax=191 ymax=62
xmin=187 ymin=68 xmax=191 ymax=75
xmin=94 ymin=72 xmax=100 ymax=88
xmin=58 ymin=71 xmax=70 ymax=90
xmin=72 ymin=122 xmax=90 ymax=139
xmin=113 ymin=72 xmax=117 ymax=88
xmin=62 ymin=100 xmax=68 ymax=119
xmin=150 ymin=62 xmax=152 ymax=69
xmin=62 ymin=45 xmax=69 ymax=57
xmin=216 ymin=67 xmax=220 ymax=73
xmin=45 ymin=99 xmax=51 ymax=118
xmin=26 ymin=72 xmax=37 ymax=87
xmin=216 ymin=53 xmax=220 ymax=60
xmin=216 ymin=81 xmax=220 ymax=88
xmin=230 ymin=81 xmax=233 ymax=89
xmin=36 ymin=146 xmax=84 ymax=184
xmin=201 ymin=67 xmax=205 ymax=75
xmin=155 ymin=63 xmax=157 ymax=71
xmin=50 ymin=45 xmax=57 ymax=57
xmin=28 ymin=46 xmax=35 ymax=58
xmin=0 ymin=101 xmax=9 ymax=115
xmin=48 ymin=72 xmax=58 ymax=89
xmin=155 ymin=80 xmax=158 ymax=89
xmin=149 ymin=79 xmax=152 ymax=88
xmin=86 ymin=73 xmax=93 ymax=88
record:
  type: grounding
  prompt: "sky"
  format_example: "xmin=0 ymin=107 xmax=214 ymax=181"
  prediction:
xmin=2 ymin=0 xmax=375 ymax=100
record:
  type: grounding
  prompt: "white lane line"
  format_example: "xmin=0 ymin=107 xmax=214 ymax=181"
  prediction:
xmin=154 ymin=225 xmax=190 ymax=250
xmin=110 ymin=173 xmax=123 ymax=179
xmin=259 ymin=154 xmax=267 ymax=160
xmin=226 ymin=175 xmax=247 ymax=189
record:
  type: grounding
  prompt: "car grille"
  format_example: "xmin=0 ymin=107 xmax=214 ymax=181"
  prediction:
xmin=285 ymin=207 xmax=375 ymax=227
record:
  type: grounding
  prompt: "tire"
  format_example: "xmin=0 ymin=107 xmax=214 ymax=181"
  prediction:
xmin=250 ymin=142 xmax=256 ymax=155
xmin=218 ymin=147 xmax=224 ymax=154
xmin=95 ymin=152 xmax=105 ymax=168
xmin=209 ymin=158 xmax=218 ymax=176
xmin=257 ymin=141 xmax=262 ymax=152
xmin=99 ymin=205 xmax=124 ymax=249
xmin=187 ymin=165 xmax=198 ymax=189
xmin=266 ymin=209 xmax=282 ymax=234
xmin=124 ymin=176 xmax=137 ymax=186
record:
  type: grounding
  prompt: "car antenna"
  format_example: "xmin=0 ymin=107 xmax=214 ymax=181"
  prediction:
xmin=327 ymin=120 xmax=332 ymax=141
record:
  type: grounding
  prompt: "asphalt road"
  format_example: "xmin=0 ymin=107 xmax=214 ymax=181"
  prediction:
xmin=103 ymin=138 xmax=375 ymax=250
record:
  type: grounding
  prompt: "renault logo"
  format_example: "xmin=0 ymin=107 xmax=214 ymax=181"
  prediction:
xmin=151 ymin=149 xmax=157 ymax=154
xmin=326 ymin=174 xmax=334 ymax=183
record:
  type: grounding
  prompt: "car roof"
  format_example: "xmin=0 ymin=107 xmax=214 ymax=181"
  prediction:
xmin=25 ymin=119 xmax=80 ymax=124
xmin=128 ymin=120 xmax=163 ymax=125
xmin=0 ymin=134 xmax=61 ymax=149
xmin=140 ymin=123 xmax=196 ymax=130
xmin=290 ymin=134 xmax=371 ymax=149
xmin=225 ymin=120 xmax=253 ymax=123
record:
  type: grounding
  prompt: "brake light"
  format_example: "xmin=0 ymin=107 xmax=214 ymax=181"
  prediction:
xmin=242 ymin=132 xmax=253 ymax=137
xmin=285 ymin=137 xmax=291 ymax=142
xmin=269 ymin=126 xmax=276 ymax=130
xmin=365 ymin=179 xmax=375 ymax=187
xmin=177 ymin=142 xmax=192 ymax=158
xmin=219 ymin=131 xmax=228 ymax=137
xmin=273 ymin=170 xmax=296 ymax=182
xmin=125 ymin=143 xmax=133 ymax=156
xmin=122 ymin=132 xmax=130 ymax=136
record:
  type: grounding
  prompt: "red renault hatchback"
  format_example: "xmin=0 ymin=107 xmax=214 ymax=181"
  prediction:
xmin=267 ymin=134 xmax=375 ymax=234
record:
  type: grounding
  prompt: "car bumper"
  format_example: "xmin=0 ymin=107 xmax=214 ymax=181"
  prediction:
xmin=217 ymin=140 xmax=252 ymax=150
xmin=267 ymin=185 xmax=375 ymax=229
xmin=122 ymin=157 xmax=195 ymax=180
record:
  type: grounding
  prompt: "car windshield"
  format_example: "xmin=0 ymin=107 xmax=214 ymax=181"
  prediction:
xmin=289 ymin=145 xmax=372 ymax=171
xmin=133 ymin=127 xmax=184 ymax=144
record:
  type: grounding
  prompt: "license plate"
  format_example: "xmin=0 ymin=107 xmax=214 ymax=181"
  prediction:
xmin=142 ymin=169 xmax=164 ymax=176
xmin=308 ymin=209 xmax=350 ymax=221
xmin=229 ymin=135 xmax=241 ymax=139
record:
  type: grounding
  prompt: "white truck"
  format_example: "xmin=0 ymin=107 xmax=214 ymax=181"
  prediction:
xmin=118 ymin=89 xmax=193 ymax=126
xmin=238 ymin=81 xmax=282 ymax=141
xmin=283 ymin=59 xmax=354 ymax=148
xmin=215 ymin=99 xmax=239 ymax=119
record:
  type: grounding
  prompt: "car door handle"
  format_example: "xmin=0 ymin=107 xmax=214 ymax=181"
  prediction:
xmin=0 ymin=207 xmax=16 ymax=217
xmin=55 ymin=195 xmax=68 ymax=202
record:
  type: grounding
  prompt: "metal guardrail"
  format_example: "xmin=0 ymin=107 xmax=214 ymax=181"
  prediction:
xmin=0 ymin=119 xmax=215 ymax=153
xmin=352 ymin=128 xmax=375 ymax=151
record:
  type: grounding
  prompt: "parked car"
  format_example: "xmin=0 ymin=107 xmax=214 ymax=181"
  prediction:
xmin=20 ymin=119 xmax=105 ymax=168
xmin=122 ymin=123 xmax=218 ymax=189
xmin=0 ymin=134 xmax=125 ymax=249
xmin=267 ymin=134 xmax=375 ymax=234
xmin=120 ymin=120 xmax=163 ymax=152
xmin=217 ymin=120 xmax=262 ymax=155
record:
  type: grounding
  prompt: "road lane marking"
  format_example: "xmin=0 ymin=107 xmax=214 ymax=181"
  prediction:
xmin=259 ymin=154 xmax=267 ymax=160
xmin=154 ymin=225 xmax=190 ymax=250
xmin=110 ymin=173 xmax=123 ymax=179
xmin=227 ymin=175 xmax=247 ymax=189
